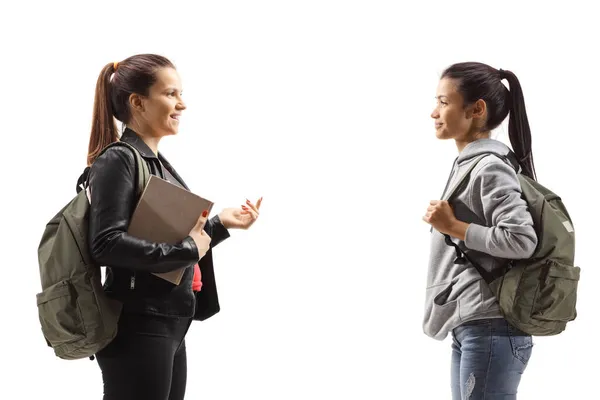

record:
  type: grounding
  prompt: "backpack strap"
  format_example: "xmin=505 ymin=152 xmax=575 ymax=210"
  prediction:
xmin=442 ymin=154 xmax=488 ymax=202
xmin=76 ymin=167 xmax=91 ymax=194
xmin=440 ymin=153 xmax=508 ymax=284
xmin=502 ymin=150 xmax=521 ymax=174
xmin=442 ymin=233 xmax=508 ymax=284
xmin=82 ymin=141 xmax=151 ymax=196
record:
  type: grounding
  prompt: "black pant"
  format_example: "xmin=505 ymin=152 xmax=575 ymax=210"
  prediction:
xmin=96 ymin=313 xmax=193 ymax=400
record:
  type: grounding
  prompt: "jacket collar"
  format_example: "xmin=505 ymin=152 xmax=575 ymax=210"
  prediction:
xmin=119 ymin=127 xmax=190 ymax=190
xmin=120 ymin=127 xmax=158 ymax=159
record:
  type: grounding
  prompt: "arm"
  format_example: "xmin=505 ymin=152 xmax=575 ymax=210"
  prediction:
xmin=464 ymin=159 xmax=538 ymax=259
xmin=204 ymin=214 xmax=230 ymax=248
xmin=88 ymin=147 xmax=200 ymax=273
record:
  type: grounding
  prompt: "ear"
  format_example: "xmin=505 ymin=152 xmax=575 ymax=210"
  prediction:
xmin=129 ymin=93 xmax=145 ymax=113
xmin=470 ymin=99 xmax=487 ymax=120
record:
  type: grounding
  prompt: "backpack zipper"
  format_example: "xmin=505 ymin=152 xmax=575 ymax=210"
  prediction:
xmin=130 ymin=273 xmax=136 ymax=290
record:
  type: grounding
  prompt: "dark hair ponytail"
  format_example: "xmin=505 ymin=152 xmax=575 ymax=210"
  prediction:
xmin=501 ymin=69 xmax=537 ymax=181
xmin=442 ymin=62 xmax=537 ymax=181
xmin=87 ymin=63 xmax=118 ymax=166
xmin=87 ymin=54 xmax=175 ymax=166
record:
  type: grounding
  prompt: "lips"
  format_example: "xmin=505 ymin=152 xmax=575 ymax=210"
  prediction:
xmin=170 ymin=114 xmax=181 ymax=121
xmin=435 ymin=122 xmax=443 ymax=129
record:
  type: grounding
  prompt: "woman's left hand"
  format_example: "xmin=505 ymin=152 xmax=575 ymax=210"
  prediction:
xmin=219 ymin=197 xmax=263 ymax=230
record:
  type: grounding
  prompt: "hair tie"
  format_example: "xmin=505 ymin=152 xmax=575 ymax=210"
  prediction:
xmin=498 ymin=68 xmax=506 ymax=80
xmin=113 ymin=61 xmax=119 ymax=71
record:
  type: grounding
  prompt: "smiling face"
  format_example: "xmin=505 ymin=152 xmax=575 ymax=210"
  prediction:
xmin=430 ymin=77 xmax=476 ymax=141
xmin=130 ymin=67 xmax=186 ymax=138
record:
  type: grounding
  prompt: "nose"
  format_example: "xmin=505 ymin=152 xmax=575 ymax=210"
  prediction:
xmin=431 ymin=107 xmax=439 ymax=119
xmin=177 ymin=98 xmax=187 ymax=111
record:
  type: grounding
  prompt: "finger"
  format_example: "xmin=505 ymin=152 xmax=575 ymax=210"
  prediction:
xmin=427 ymin=205 xmax=435 ymax=212
xmin=430 ymin=200 xmax=440 ymax=206
xmin=256 ymin=197 xmax=263 ymax=210
xmin=195 ymin=209 xmax=209 ymax=228
xmin=241 ymin=205 xmax=258 ymax=219
xmin=245 ymin=199 xmax=260 ymax=214
xmin=422 ymin=215 xmax=431 ymax=224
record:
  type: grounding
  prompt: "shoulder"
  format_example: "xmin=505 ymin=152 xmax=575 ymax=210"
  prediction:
xmin=466 ymin=154 xmax=521 ymax=196
xmin=471 ymin=154 xmax=518 ymax=181
xmin=90 ymin=144 xmax=137 ymax=179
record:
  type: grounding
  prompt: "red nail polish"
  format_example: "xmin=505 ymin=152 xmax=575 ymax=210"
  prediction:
xmin=202 ymin=210 xmax=208 ymax=217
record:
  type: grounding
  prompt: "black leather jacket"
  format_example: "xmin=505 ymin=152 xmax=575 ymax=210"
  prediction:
xmin=84 ymin=128 xmax=229 ymax=320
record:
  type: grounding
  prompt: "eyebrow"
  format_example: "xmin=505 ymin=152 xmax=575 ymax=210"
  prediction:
xmin=436 ymin=95 xmax=449 ymax=100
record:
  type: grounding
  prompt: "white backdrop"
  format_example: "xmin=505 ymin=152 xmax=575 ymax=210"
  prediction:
xmin=1 ymin=1 xmax=598 ymax=399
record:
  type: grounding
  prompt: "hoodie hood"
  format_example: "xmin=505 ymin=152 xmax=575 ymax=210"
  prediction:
xmin=457 ymin=138 xmax=512 ymax=166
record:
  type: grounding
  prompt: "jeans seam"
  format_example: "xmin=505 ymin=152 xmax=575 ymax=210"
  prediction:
xmin=508 ymin=325 xmax=533 ymax=365
xmin=480 ymin=325 xmax=494 ymax=400
xmin=513 ymin=340 xmax=533 ymax=365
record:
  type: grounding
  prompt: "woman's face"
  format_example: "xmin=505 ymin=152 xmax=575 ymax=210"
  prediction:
xmin=430 ymin=77 xmax=477 ymax=141
xmin=131 ymin=67 xmax=186 ymax=137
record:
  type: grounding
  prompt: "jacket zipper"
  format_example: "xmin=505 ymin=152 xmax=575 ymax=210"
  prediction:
xmin=130 ymin=273 xmax=136 ymax=290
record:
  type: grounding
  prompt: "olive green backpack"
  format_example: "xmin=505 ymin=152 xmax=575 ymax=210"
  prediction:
xmin=444 ymin=151 xmax=580 ymax=336
xmin=36 ymin=142 xmax=150 ymax=360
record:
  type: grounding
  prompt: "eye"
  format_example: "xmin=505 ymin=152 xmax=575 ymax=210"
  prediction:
xmin=435 ymin=97 xmax=448 ymax=107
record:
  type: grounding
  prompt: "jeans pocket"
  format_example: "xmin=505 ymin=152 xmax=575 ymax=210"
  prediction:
xmin=508 ymin=331 xmax=533 ymax=365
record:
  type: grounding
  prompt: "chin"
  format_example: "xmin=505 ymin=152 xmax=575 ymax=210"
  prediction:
xmin=162 ymin=127 xmax=178 ymax=136
xmin=435 ymin=130 xmax=447 ymax=139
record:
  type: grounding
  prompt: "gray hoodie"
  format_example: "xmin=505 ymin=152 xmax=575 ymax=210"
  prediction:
xmin=423 ymin=138 xmax=538 ymax=341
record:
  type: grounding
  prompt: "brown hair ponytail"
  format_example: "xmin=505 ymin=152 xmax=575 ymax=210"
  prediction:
xmin=87 ymin=63 xmax=119 ymax=166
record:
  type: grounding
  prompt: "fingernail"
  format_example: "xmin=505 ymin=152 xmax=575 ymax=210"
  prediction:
xmin=242 ymin=205 xmax=248 ymax=210
xmin=202 ymin=210 xmax=208 ymax=217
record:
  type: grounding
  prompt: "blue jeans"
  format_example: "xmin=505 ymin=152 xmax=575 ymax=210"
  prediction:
xmin=451 ymin=318 xmax=533 ymax=399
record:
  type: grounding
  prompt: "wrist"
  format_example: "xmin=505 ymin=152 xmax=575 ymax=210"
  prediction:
xmin=448 ymin=219 xmax=469 ymax=241
xmin=217 ymin=211 xmax=229 ymax=229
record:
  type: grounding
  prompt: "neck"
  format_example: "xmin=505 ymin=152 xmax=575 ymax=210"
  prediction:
xmin=126 ymin=123 xmax=161 ymax=155
xmin=455 ymin=131 xmax=490 ymax=153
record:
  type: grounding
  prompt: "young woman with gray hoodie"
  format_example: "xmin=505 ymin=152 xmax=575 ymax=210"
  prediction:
xmin=423 ymin=62 xmax=538 ymax=399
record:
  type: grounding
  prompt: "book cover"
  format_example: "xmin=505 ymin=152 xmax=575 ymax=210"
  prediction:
xmin=127 ymin=175 xmax=214 ymax=285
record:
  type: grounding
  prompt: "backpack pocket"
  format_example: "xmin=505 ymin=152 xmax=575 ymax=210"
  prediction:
xmin=531 ymin=259 xmax=580 ymax=322
xmin=36 ymin=279 xmax=86 ymax=346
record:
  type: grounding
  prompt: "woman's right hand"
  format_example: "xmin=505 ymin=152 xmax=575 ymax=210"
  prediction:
xmin=188 ymin=210 xmax=212 ymax=259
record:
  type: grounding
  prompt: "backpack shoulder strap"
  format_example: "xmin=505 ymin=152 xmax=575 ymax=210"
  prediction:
xmin=503 ymin=150 xmax=521 ymax=174
xmin=440 ymin=152 xmax=514 ymax=284
xmin=442 ymin=154 xmax=488 ymax=201
xmin=93 ymin=141 xmax=151 ymax=196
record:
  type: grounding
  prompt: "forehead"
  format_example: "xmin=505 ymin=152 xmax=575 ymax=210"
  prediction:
xmin=151 ymin=67 xmax=182 ymax=91
xmin=436 ymin=77 xmax=461 ymax=100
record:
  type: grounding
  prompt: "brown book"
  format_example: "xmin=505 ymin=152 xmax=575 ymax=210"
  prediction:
xmin=127 ymin=175 xmax=214 ymax=285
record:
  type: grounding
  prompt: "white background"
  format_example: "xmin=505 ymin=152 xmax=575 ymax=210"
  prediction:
xmin=1 ymin=1 xmax=598 ymax=399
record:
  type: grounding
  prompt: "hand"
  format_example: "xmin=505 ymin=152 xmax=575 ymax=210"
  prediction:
xmin=188 ymin=210 xmax=212 ymax=258
xmin=219 ymin=197 xmax=262 ymax=230
xmin=423 ymin=200 xmax=467 ymax=239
